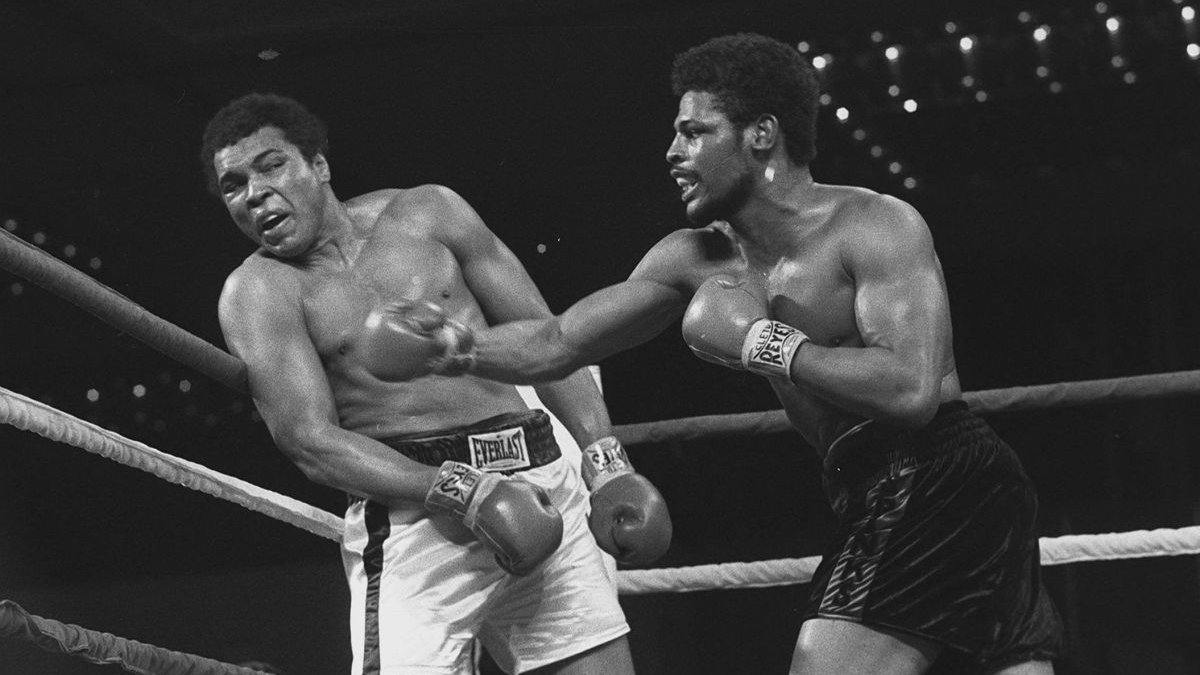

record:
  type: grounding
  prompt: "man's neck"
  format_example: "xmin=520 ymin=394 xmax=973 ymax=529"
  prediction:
xmin=727 ymin=162 xmax=816 ymax=262
xmin=305 ymin=191 xmax=363 ymax=267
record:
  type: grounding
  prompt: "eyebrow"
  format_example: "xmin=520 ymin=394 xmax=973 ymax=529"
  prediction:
xmin=217 ymin=148 xmax=284 ymax=183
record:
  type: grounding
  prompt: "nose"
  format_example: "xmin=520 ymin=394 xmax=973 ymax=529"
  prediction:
xmin=246 ymin=175 xmax=272 ymax=207
xmin=665 ymin=133 xmax=684 ymax=165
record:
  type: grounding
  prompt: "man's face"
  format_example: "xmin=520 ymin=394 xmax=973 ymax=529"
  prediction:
xmin=666 ymin=90 xmax=753 ymax=224
xmin=213 ymin=126 xmax=330 ymax=258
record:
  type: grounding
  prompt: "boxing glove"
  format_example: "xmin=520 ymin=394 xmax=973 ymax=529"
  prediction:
xmin=581 ymin=436 xmax=672 ymax=566
xmin=425 ymin=461 xmax=564 ymax=575
xmin=358 ymin=300 xmax=476 ymax=381
xmin=681 ymin=275 xmax=810 ymax=380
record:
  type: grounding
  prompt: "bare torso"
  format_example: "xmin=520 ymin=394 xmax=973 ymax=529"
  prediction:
xmin=657 ymin=183 xmax=961 ymax=457
xmin=242 ymin=188 xmax=526 ymax=439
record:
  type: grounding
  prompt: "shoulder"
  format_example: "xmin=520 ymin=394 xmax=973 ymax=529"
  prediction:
xmin=824 ymin=186 xmax=936 ymax=268
xmin=346 ymin=184 xmax=464 ymax=221
xmin=630 ymin=223 xmax=740 ymax=289
xmin=219 ymin=252 xmax=300 ymax=314
xmin=830 ymin=186 xmax=929 ymax=240
xmin=656 ymin=222 xmax=738 ymax=259
xmin=349 ymin=184 xmax=482 ymax=240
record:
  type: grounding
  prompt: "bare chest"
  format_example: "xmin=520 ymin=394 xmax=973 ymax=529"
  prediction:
xmin=300 ymin=238 xmax=467 ymax=360
xmin=759 ymin=251 xmax=860 ymax=347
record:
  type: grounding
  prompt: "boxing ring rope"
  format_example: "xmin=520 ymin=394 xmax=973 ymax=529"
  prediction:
xmin=5 ymin=228 xmax=1200 ymax=664
xmin=613 ymin=369 xmax=1200 ymax=445
xmin=0 ymin=600 xmax=269 ymax=675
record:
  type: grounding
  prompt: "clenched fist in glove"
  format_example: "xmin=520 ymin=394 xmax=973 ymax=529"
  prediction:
xmin=681 ymin=275 xmax=810 ymax=380
xmin=581 ymin=436 xmax=672 ymax=566
xmin=357 ymin=300 xmax=476 ymax=381
xmin=425 ymin=461 xmax=564 ymax=575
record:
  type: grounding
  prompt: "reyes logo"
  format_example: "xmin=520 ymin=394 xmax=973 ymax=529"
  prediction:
xmin=749 ymin=321 xmax=792 ymax=367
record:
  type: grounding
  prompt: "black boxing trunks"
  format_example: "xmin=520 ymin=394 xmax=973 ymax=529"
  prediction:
xmin=803 ymin=401 xmax=1064 ymax=671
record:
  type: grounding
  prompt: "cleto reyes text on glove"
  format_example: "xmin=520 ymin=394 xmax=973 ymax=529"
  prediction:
xmin=681 ymin=274 xmax=810 ymax=380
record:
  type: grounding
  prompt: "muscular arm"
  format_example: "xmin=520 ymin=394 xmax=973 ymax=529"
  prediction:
xmin=471 ymin=279 xmax=688 ymax=385
xmin=786 ymin=198 xmax=954 ymax=427
xmin=470 ymin=226 xmax=713 ymax=385
xmin=218 ymin=265 xmax=439 ymax=506
xmin=432 ymin=186 xmax=656 ymax=445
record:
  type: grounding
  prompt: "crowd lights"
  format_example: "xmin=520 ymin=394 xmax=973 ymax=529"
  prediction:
xmin=80 ymin=371 xmax=263 ymax=434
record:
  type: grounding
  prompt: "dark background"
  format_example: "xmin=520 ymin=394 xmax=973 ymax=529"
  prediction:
xmin=3 ymin=0 xmax=1200 ymax=673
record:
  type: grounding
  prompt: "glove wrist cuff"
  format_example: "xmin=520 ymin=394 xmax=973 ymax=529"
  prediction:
xmin=741 ymin=319 xmax=810 ymax=379
xmin=433 ymin=321 xmax=478 ymax=375
xmin=581 ymin=436 xmax=633 ymax=491
xmin=425 ymin=461 xmax=498 ymax=526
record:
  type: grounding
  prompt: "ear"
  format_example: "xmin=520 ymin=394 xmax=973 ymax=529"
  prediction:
xmin=745 ymin=115 xmax=779 ymax=151
xmin=312 ymin=153 xmax=332 ymax=182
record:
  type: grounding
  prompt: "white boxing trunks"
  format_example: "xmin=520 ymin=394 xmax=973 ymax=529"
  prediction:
xmin=341 ymin=409 xmax=630 ymax=675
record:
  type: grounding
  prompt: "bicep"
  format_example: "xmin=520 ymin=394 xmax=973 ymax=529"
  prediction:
xmin=556 ymin=278 xmax=689 ymax=359
xmin=851 ymin=206 xmax=950 ymax=364
xmin=218 ymin=278 xmax=338 ymax=445
xmin=433 ymin=188 xmax=553 ymax=323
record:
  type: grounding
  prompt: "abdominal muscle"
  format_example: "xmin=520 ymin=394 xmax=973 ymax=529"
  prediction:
xmin=328 ymin=360 xmax=529 ymax=440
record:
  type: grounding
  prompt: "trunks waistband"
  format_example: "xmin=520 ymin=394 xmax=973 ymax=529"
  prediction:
xmin=823 ymin=401 xmax=984 ymax=486
xmin=378 ymin=409 xmax=561 ymax=474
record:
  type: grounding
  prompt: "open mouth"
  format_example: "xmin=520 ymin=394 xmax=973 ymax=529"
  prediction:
xmin=258 ymin=213 xmax=290 ymax=236
xmin=674 ymin=174 xmax=698 ymax=202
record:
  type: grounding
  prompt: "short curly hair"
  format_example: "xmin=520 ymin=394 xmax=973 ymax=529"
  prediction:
xmin=671 ymin=33 xmax=819 ymax=165
xmin=199 ymin=93 xmax=329 ymax=196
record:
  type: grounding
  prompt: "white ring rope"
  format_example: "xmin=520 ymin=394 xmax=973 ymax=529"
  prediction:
xmin=0 ymin=600 xmax=268 ymax=675
xmin=0 ymin=385 xmax=343 ymax=542
xmin=616 ymin=527 xmax=1200 ymax=595
xmin=4 ymin=385 xmax=1200 ymax=595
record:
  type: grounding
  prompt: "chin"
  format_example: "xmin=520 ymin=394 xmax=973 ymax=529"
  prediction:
xmin=685 ymin=199 xmax=724 ymax=226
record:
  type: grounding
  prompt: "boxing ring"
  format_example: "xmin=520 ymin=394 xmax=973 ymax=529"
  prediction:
xmin=4 ymin=227 xmax=1200 ymax=672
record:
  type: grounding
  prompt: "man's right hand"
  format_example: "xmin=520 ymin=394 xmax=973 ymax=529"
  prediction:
xmin=358 ymin=301 xmax=476 ymax=381
xmin=425 ymin=461 xmax=564 ymax=575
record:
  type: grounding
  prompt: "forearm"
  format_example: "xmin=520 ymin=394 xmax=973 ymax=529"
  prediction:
xmin=475 ymin=281 xmax=683 ymax=385
xmin=277 ymin=423 xmax=441 ymax=506
xmin=787 ymin=342 xmax=939 ymax=427
xmin=473 ymin=318 xmax=593 ymax=384
xmin=531 ymin=367 xmax=612 ymax=447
